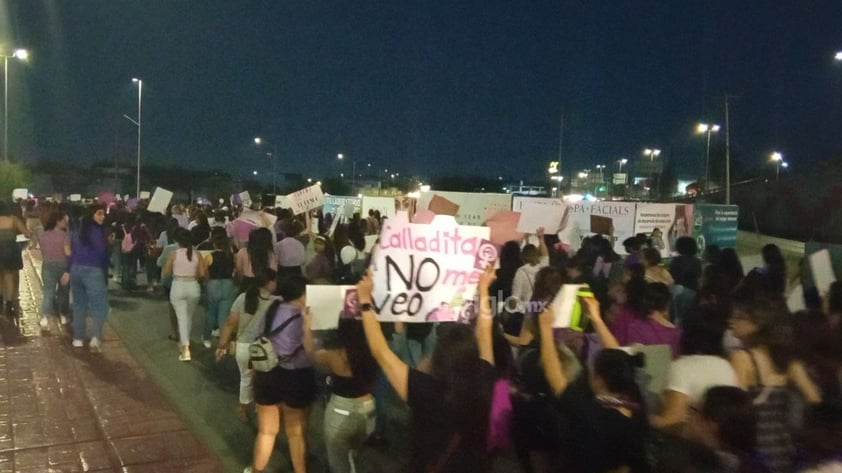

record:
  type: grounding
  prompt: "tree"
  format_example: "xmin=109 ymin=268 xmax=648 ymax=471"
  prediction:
xmin=0 ymin=161 xmax=30 ymax=200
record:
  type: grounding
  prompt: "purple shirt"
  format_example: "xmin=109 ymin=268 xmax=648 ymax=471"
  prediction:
xmin=615 ymin=318 xmax=682 ymax=358
xmin=70 ymin=223 xmax=110 ymax=271
xmin=40 ymin=229 xmax=69 ymax=264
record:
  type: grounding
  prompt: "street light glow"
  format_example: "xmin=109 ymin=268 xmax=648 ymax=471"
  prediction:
xmin=254 ymin=137 xmax=262 ymax=145
xmin=836 ymin=51 xmax=842 ymax=61
xmin=337 ymin=153 xmax=343 ymax=160
xmin=771 ymin=152 xmax=783 ymax=162
xmin=782 ymin=162 xmax=789 ymax=168
xmin=12 ymin=49 xmax=27 ymax=60
xmin=620 ymin=158 xmax=628 ymax=164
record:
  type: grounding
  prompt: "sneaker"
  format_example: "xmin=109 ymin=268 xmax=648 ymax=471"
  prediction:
xmin=72 ymin=339 xmax=84 ymax=348
xmin=202 ymin=340 xmax=212 ymax=349
xmin=179 ymin=347 xmax=191 ymax=362
xmin=39 ymin=318 xmax=49 ymax=329
xmin=89 ymin=337 xmax=102 ymax=353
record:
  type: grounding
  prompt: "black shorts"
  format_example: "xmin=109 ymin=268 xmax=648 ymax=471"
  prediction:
xmin=254 ymin=366 xmax=316 ymax=408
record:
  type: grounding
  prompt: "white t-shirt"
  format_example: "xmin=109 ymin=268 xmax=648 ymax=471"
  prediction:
xmin=231 ymin=291 xmax=281 ymax=343
xmin=665 ymin=354 xmax=739 ymax=404
xmin=511 ymin=256 xmax=550 ymax=305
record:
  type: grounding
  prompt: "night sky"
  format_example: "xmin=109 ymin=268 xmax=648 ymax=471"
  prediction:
xmin=5 ymin=1 xmax=842 ymax=183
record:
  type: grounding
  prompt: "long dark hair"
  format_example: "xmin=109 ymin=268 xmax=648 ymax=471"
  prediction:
xmin=593 ymin=349 xmax=647 ymax=419
xmin=761 ymin=244 xmax=786 ymax=296
xmin=211 ymin=227 xmax=233 ymax=260
xmin=247 ymin=227 xmax=274 ymax=274
xmin=701 ymin=386 xmax=757 ymax=454
xmin=625 ymin=263 xmax=647 ymax=318
xmin=174 ymin=227 xmax=193 ymax=261
xmin=430 ymin=323 xmax=493 ymax=454
xmin=731 ymin=285 xmax=794 ymax=372
xmin=44 ymin=211 xmax=67 ymax=231
xmin=337 ymin=318 xmax=377 ymax=390
xmin=244 ymin=268 xmax=277 ymax=315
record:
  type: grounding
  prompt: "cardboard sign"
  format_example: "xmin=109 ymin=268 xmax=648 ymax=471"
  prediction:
xmin=418 ymin=191 xmax=512 ymax=226
xmin=323 ymin=196 xmax=362 ymax=221
xmin=427 ymin=194 xmax=460 ymax=216
xmin=306 ymin=285 xmax=358 ymax=330
xmin=139 ymin=191 xmax=151 ymax=199
xmin=362 ymin=196 xmax=397 ymax=219
xmin=287 ymin=184 xmax=324 ymax=215
xmin=364 ymin=235 xmax=378 ymax=254
xmin=809 ymin=249 xmax=836 ymax=296
xmin=558 ymin=201 xmax=637 ymax=255
xmin=147 ymin=187 xmax=173 ymax=214
xmin=485 ymin=210 xmax=524 ymax=246
xmin=69 ymin=194 xmax=82 ymax=202
xmin=11 ymin=188 xmax=27 ymax=200
xmin=371 ymin=212 xmax=496 ymax=322
xmin=238 ymin=209 xmax=274 ymax=228
xmin=512 ymin=197 xmax=567 ymax=233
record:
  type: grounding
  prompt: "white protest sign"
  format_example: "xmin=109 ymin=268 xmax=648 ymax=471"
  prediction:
xmin=139 ymin=191 xmax=151 ymax=199
xmin=512 ymin=196 xmax=567 ymax=233
xmin=559 ymin=201 xmax=637 ymax=255
xmin=11 ymin=188 xmax=27 ymax=200
xmin=287 ymin=184 xmax=324 ymax=215
xmin=147 ymin=187 xmax=173 ymax=214
xmin=239 ymin=191 xmax=252 ymax=208
xmin=634 ymin=203 xmax=694 ymax=257
xmin=550 ymin=284 xmax=588 ymax=328
xmin=620 ymin=344 xmax=672 ymax=396
xmin=371 ymin=212 xmax=496 ymax=322
xmin=306 ymin=285 xmax=358 ymax=330
xmin=362 ymin=196 xmax=396 ymax=219
xmin=274 ymin=195 xmax=290 ymax=209
xmin=808 ymin=249 xmax=836 ymax=296
xmin=260 ymin=210 xmax=277 ymax=228
xmin=787 ymin=284 xmax=806 ymax=313
xmin=418 ymin=191 xmax=512 ymax=226
xmin=69 ymin=194 xmax=82 ymax=202
xmin=364 ymin=235 xmax=378 ymax=254
xmin=123 ymin=194 xmax=130 ymax=202
xmin=238 ymin=209 xmax=274 ymax=228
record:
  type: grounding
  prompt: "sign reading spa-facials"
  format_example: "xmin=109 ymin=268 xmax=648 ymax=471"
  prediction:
xmin=371 ymin=212 xmax=496 ymax=322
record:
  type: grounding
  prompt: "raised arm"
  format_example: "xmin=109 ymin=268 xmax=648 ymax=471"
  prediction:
xmin=584 ymin=296 xmax=619 ymax=349
xmin=357 ymin=270 xmax=409 ymax=401
xmin=476 ymin=264 xmax=497 ymax=366
xmin=536 ymin=227 xmax=548 ymax=258
xmin=539 ymin=307 xmax=568 ymax=396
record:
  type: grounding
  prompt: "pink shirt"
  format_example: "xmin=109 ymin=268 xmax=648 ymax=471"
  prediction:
xmin=40 ymin=229 xmax=69 ymax=264
xmin=173 ymin=248 xmax=200 ymax=277
xmin=235 ymin=248 xmax=278 ymax=278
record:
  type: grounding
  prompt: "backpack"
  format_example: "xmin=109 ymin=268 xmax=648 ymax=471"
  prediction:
xmin=248 ymin=300 xmax=302 ymax=372
xmin=121 ymin=225 xmax=136 ymax=254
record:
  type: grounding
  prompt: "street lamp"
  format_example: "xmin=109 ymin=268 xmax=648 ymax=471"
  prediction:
xmin=122 ymin=78 xmax=143 ymax=198
xmin=696 ymin=123 xmax=720 ymax=193
xmin=835 ymin=51 xmax=842 ymax=61
xmin=254 ymin=136 xmax=279 ymax=193
xmin=643 ymin=148 xmax=661 ymax=160
xmin=338 ymin=153 xmax=356 ymax=191
xmin=617 ymin=158 xmax=628 ymax=173
xmin=2 ymin=48 xmax=28 ymax=162
xmin=770 ymin=151 xmax=784 ymax=181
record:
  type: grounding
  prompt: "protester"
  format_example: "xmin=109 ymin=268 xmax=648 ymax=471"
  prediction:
xmin=333 ymin=224 xmax=366 ymax=284
xmin=203 ymin=229 xmax=236 ymax=348
xmin=744 ymin=244 xmax=787 ymax=298
xmin=729 ymin=286 xmax=821 ymax=473
xmin=302 ymin=234 xmax=334 ymax=283
xmin=245 ymin=275 xmax=314 ymax=473
xmin=275 ymin=220 xmax=306 ymax=278
xmin=303 ymin=315 xmax=377 ymax=473
xmin=642 ymin=247 xmax=674 ymax=285
xmin=0 ymin=200 xmax=29 ymax=319
xmin=216 ymin=269 xmax=278 ymax=423
xmin=39 ymin=211 xmax=72 ymax=327
xmin=235 ymin=227 xmax=277 ymax=293
xmin=70 ymin=204 xmax=110 ymax=352
xmin=162 ymin=227 xmax=208 ymax=361
xmin=512 ymin=228 xmax=549 ymax=306
xmin=356 ymin=267 xmax=497 ymax=473
xmin=613 ymin=281 xmax=681 ymax=357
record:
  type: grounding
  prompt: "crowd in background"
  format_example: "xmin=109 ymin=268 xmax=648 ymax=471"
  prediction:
xmin=1 ymin=195 xmax=841 ymax=473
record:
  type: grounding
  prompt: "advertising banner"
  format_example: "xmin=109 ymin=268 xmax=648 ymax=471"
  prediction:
xmin=692 ymin=204 xmax=738 ymax=252
xmin=558 ymin=201 xmax=637 ymax=255
xmin=634 ymin=203 xmax=694 ymax=257
xmin=323 ymin=195 xmax=362 ymax=222
xmin=371 ymin=212 xmax=496 ymax=322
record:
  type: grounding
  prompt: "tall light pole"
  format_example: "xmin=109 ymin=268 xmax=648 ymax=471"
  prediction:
xmin=643 ymin=149 xmax=661 ymax=199
xmin=696 ymin=123 xmax=720 ymax=193
xmin=254 ymin=137 xmax=278 ymax=193
xmin=130 ymin=78 xmax=142 ymax=198
xmin=2 ymin=48 xmax=27 ymax=162
xmin=338 ymin=153 xmax=356 ymax=191
xmin=770 ymin=151 xmax=785 ymax=181
xmin=617 ymin=158 xmax=628 ymax=173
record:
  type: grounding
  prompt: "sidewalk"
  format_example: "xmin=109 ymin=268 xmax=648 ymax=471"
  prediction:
xmin=0 ymin=249 xmax=223 ymax=472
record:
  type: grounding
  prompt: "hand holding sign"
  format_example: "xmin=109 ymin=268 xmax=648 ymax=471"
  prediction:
xmin=356 ymin=269 xmax=374 ymax=304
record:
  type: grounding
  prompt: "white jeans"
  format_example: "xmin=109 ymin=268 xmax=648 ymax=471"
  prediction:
xmin=169 ymin=279 xmax=200 ymax=345
xmin=235 ymin=341 xmax=255 ymax=404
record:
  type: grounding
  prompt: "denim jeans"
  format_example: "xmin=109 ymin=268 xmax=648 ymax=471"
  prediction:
xmin=71 ymin=265 xmax=109 ymax=340
xmin=170 ymin=278 xmax=200 ymax=345
xmin=41 ymin=261 xmax=70 ymax=317
xmin=324 ymin=394 xmax=375 ymax=473
xmin=204 ymin=278 xmax=235 ymax=340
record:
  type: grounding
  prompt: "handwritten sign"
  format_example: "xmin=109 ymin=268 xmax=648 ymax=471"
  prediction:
xmin=147 ymin=187 xmax=173 ymax=214
xmin=287 ymin=184 xmax=324 ymax=215
xmin=139 ymin=191 xmax=151 ymax=199
xmin=512 ymin=197 xmax=567 ymax=233
xmin=275 ymin=195 xmax=290 ymax=209
xmin=69 ymin=194 xmax=82 ymax=202
xmin=11 ymin=188 xmax=27 ymax=200
xmin=371 ymin=212 xmax=496 ymax=322
xmin=323 ymin=196 xmax=362 ymax=221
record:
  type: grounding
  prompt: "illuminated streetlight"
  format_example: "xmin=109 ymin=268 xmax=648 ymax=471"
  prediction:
xmin=696 ymin=123 xmax=721 ymax=192
xmin=122 ymin=78 xmax=143 ymax=198
xmin=254 ymin=136 xmax=279 ymax=193
xmin=1 ymin=48 xmax=27 ymax=162
xmin=643 ymin=148 xmax=661 ymax=160
xmin=617 ymin=158 xmax=628 ymax=173
xmin=338 ymin=153 xmax=357 ymax=190
xmin=835 ymin=51 xmax=842 ymax=61
xmin=770 ymin=151 xmax=785 ymax=181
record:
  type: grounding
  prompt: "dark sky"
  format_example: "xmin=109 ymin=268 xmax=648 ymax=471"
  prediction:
xmin=6 ymin=1 xmax=842 ymax=183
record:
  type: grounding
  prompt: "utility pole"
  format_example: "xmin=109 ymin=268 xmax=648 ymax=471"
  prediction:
xmin=557 ymin=110 xmax=564 ymax=193
xmin=724 ymin=94 xmax=738 ymax=205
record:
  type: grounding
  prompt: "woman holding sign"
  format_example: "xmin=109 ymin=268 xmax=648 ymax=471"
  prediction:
xmin=356 ymin=267 xmax=497 ymax=473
